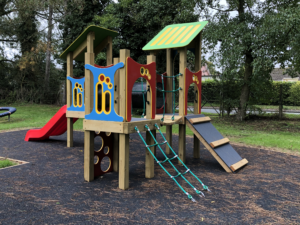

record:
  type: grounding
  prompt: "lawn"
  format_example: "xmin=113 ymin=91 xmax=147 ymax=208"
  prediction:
xmin=1 ymin=103 xmax=300 ymax=154
xmin=0 ymin=159 xmax=16 ymax=169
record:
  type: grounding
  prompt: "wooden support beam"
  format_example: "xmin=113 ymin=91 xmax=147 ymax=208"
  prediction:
xmin=119 ymin=133 xmax=129 ymax=190
xmin=66 ymin=52 xmax=73 ymax=147
xmin=145 ymin=130 xmax=155 ymax=178
xmin=85 ymin=32 xmax=95 ymax=115
xmin=119 ymin=49 xmax=130 ymax=121
xmin=67 ymin=118 xmax=73 ymax=147
xmin=178 ymin=47 xmax=186 ymax=117
xmin=84 ymin=31 xmax=95 ymax=182
xmin=178 ymin=47 xmax=187 ymax=165
xmin=165 ymin=125 xmax=172 ymax=154
xmin=113 ymin=133 xmax=119 ymax=172
xmin=193 ymin=32 xmax=202 ymax=159
xmin=186 ymin=121 xmax=232 ymax=172
xmin=73 ymin=40 xmax=87 ymax=60
xmin=94 ymin=37 xmax=109 ymax=56
xmin=165 ymin=49 xmax=173 ymax=155
xmin=210 ymin=138 xmax=230 ymax=148
xmin=178 ymin=124 xmax=186 ymax=165
xmin=113 ymin=57 xmax=120 ymax=173
xmin=190 ymin=116 xmax=211 ymax=124
xmin=106 ymin=36 xmax=113 ymax=66
xmin=84 ymin=130 xmax=94 ymax=181
xmin=114 ymin=57 xmax=120 ymax=115
xmin=146 ymin=54 xmax=156 ymax=119
xmin=230 ymin=159 xmax=248 ymax=172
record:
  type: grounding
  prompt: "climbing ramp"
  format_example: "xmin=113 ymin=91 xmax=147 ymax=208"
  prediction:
xmin=135 ymin=124 xmax=210 ymax=202
xmin=185 ymin=114 xmax=248 ymax=172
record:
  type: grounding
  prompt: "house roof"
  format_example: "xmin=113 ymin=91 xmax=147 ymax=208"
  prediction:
xmin=270 ymin=68 xmax=299 ymax=81
xmin=60 ymin=25 xmax=118 ymax=61
xmin=201 ymin=64 xmax=211 ymax=76
xmin=142 ymin=21 xmax=208 ymax=51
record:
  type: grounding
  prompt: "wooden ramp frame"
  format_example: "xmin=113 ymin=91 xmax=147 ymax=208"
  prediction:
xmin=185 ymin=114 xmax=248 ymax=172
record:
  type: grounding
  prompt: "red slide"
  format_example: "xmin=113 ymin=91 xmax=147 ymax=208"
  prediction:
xmin=25 ymin=105 xmax=78 ymax=141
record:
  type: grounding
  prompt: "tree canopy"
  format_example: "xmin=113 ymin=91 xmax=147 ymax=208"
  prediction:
xmin=0 ymin=0 xmax=299 ymax=121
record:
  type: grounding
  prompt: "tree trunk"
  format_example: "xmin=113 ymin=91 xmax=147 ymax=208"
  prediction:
xmin=236 ymin=50 xmax=253 ymax=121
xmin=45 ymin=5 xmax=53 ymax=93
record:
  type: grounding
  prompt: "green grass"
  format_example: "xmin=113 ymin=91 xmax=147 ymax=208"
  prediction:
xmin=2 ymin=103 xmax=300 ymax=154
xmin=0 ymin=103 xmax=84 ymax=131
xmin=160 ymin=113 xmax=300 ymax=153
xmin=0 ymin=159 xmax=17 ymax=168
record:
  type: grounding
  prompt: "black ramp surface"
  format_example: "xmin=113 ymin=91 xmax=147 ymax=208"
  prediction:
xmin=186 ymin=114 xmax=243 ymax=168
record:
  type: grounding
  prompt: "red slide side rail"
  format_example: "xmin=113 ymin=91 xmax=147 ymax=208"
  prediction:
xmin=24 ymin=105 xmax=78 ymax=141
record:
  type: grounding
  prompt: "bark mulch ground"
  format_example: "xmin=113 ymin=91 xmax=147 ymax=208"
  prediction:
xmin=0 ymin=130 xmax=299 ymax=224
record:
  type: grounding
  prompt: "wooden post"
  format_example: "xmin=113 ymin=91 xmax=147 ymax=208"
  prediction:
xmin=84 ymin=31 xmax=95 ymax=182
xmin=193 ymin=32 xmax=202 ymax=158
xmin=113 ymin=57 xmax=120 ymax=172
xmin=84 ymin=130 xmax=94 ymax=181
xmin=119 ymin=49 xmax=130 ymax=189
xmin=66 ymin=52 xmax=73 ymax=147
xmin=119 ymin=133 xmax=129 ymax=189
xmin=145 ymin=53 xmax=156 ymax=178
xmin=165 ymin=49 xmax=173 ymax=154
xmin=106 ymin=36 xmax=113 ymax=66
xmin=178 ymin=47 xmax=187 ymax=164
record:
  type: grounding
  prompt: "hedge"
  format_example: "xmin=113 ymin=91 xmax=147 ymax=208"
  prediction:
xmin=187 ymin=80 xmax=297 ymax=106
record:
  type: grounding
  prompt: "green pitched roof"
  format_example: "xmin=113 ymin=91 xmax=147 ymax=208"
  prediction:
xmin=60 ymin=25 xmax=118 ymax=61
xmin=142 ymin=21 xmax=208 ymax=51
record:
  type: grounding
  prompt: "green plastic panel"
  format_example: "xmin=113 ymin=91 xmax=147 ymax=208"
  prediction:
xmin=60 ymin=25 xmax=118 ymax=61
xmin=142 ymin=21 xmax=208 ymax=51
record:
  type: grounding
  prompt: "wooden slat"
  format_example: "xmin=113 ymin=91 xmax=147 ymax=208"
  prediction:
xmin=84 ymin=120 xmax=124 ymax=133
xmin=154 ymin=115 xmax=184 ymax=125
xmin=124 ymin=119 xmax=160 ymax=134
xmin=66 ymin=110 xmax=85 ymax=118
xmin=119 ymin=133 xmax=129 ymax=190
xmin=189 ymin=116 xmax=211 ymax=124
xmin=210 ymin=138 xmax=230 ymax=148
xmin=83 ymin=119 xmax=161 ymax=134
xmin=73 ymin=40 xmax=87 ymax=60
xmin=186 ymin=122 xmax=232 ymax=173
xmin=230 ymin=158 xmax=248 ymax=172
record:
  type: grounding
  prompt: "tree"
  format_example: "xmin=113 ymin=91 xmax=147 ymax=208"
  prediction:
xmin=94 ymin=0 xmax=198 ymax=72
xmin=195 ymin=0 xmax=300 ymax=120
xmin=58 ymin=0 xmax=111 ymax=77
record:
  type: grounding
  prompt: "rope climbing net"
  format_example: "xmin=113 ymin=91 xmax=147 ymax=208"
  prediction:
xmin=132 ymin=72 xmax=182 ymax=121
xmin=135 ymin=124 xmax=210 ymax=202
xmin=156 ymin=72 xmax=182 ymax=122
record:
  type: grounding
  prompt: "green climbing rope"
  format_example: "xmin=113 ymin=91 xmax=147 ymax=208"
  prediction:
xmin=135 ymin=124 xmax=210 ymax=202
xmin=156 ymin=72 xmax=182 ymax=121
